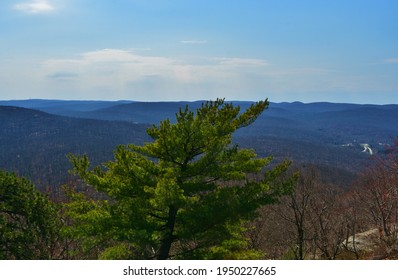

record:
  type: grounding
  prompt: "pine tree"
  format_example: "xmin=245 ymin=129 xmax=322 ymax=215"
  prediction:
xmin=0 ymin=171 xmax=62 ymax=259
xmin=66 ymin=98 xmax=295 ymax=259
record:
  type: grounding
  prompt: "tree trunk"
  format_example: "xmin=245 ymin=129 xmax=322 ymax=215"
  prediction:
xmin=157 ymin=206 xmax=178 ymax=260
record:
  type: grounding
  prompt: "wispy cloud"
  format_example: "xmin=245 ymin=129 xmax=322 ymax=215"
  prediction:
xmin=3 ymin=48 xmax=393 ymax=101
xmin=42 ymin=49 xmax=270 ymax=83
xmin=384 ymin=58 xmax=398 ymax=64
xmin=40 ymin=49 xmax=364 ymax=101
xmin=180 ymin=40 xmax=208 ymax=44
xmin=13 ymin=48 xmax=380 ymax=102
xmin=14 ymin=0 xmax=55 ymax=14
xmin=38 ymin=48 xmax=272 ymax=100
xmin=214 ymin=57 xmax=269 ymax=67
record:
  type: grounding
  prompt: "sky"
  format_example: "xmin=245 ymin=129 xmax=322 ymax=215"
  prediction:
xmin=0 ymin=0 xmax=397 ymax=104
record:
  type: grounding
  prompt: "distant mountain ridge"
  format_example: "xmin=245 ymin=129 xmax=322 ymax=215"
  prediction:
xmin=0 ymin=105 xmax=149 ymax=189
xmin=2 ymin=99 xmax=397 ymax=124
xmin=1 ymin=99 xmax=397 ymax=190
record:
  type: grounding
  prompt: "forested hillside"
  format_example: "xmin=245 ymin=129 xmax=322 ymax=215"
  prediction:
xmin=1 ymin=100 xmax=397 ymax=190
xmin=0 ymin=106 xmax=149 ymax=190
xmin=1 ymin=99 xmax=398 ymax=260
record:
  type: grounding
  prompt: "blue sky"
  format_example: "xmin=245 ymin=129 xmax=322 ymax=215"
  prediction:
xmin=0 ymin=0 xmax=397 ymax=104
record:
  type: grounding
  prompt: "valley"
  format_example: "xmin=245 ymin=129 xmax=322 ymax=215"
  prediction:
xmin=1 ymin=99 xmax=397 ymax=191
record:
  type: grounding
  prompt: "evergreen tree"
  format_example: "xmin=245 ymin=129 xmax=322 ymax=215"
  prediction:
xmin=0 ymin=170 xmax=62 ymax=259
xmin=66 ymin=99 xmax=295 ymax=259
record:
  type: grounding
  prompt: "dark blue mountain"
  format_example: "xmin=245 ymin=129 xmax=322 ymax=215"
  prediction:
xmin=1 ymin=99 xmax=397 ymax=190
xmin=0 ymin=99 xmax=131 ymax=116
xmin=0 ymin=105 xmax=149 ymax=190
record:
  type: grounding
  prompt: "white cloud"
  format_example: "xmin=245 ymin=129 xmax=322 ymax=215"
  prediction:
xmin=38 ymin=48 xmax=272 ymax=100
xmin=9 ymin=48 xmax=389 ymax=102
xmin=213 ymin=57 xmax=269 ymax=67
xmin=41 ymin=49 xmax=380 ymax=101
xmin=14 ymin=0 xmax=55 ymax=14
xmin=42 ymin=49 xmax=269 ymax=83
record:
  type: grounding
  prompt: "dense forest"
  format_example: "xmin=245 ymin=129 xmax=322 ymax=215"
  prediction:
xmin=0 ymin=106 xmax=150 ymax=190
xmin=1 ymin=99 xmax=398 ymax=259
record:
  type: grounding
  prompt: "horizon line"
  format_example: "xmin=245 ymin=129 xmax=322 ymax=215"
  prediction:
xmin=0 ymin=98 xmax=397 ymax=106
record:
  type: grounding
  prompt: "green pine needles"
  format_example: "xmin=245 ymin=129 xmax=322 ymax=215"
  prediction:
xmin=65 ymin=98 xmax=295 ymax=259
xmin=0 ymin=170 xmax=62 ymax=259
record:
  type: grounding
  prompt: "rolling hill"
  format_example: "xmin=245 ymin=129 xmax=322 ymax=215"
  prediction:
xmin=0 ymin=105 xmax=149 ymax=190
xmin=1 ymin=99 xmax=397 ymax=190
